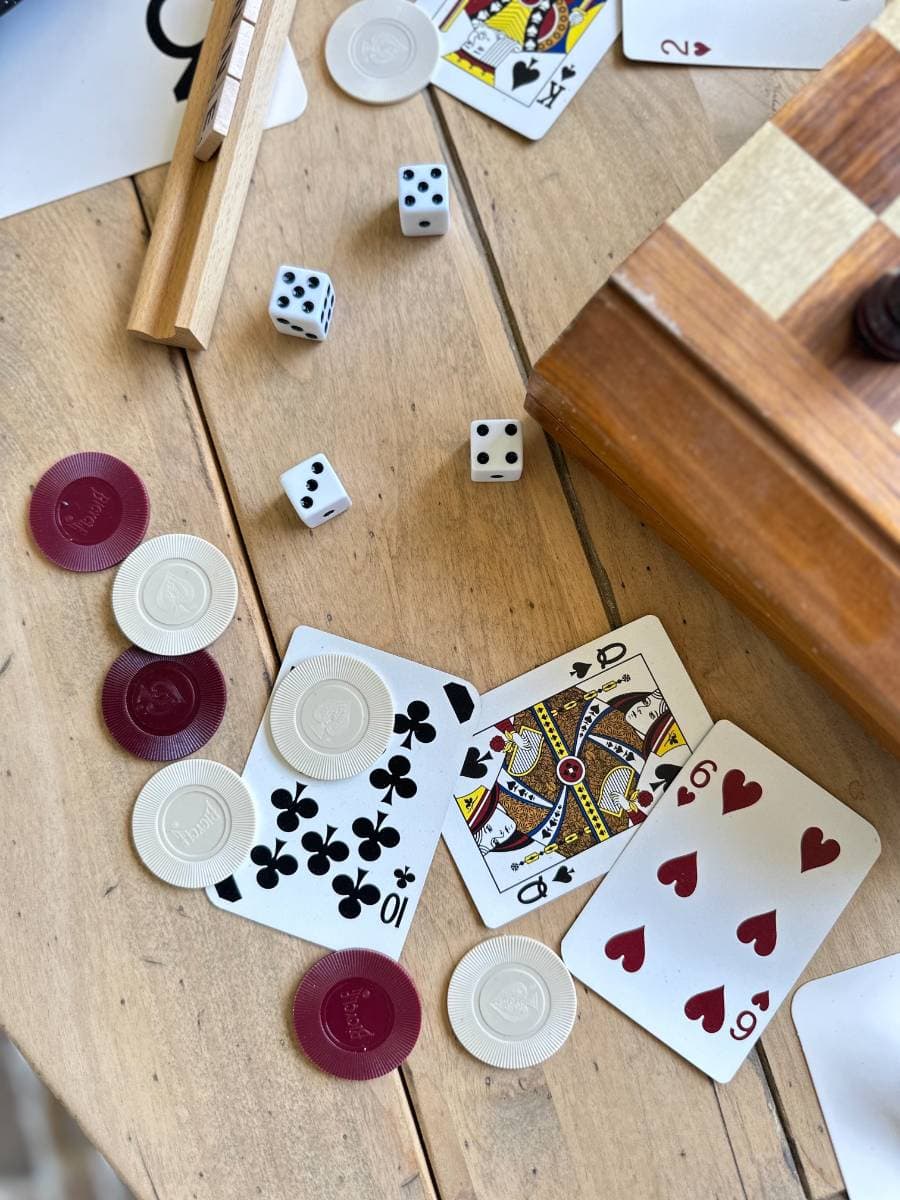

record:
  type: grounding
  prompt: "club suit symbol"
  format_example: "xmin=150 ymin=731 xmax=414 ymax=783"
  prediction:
xmin=394 ymin=701 xmax=436 ymax=749
xmin=301 ymin=825 xmax=349 ymax=876
xmin=369 ymin=755 xmax=417 ymax=805
xmin=352 ymin=812 xmax=400 ymax=862
xmin=250 ymin=838 xmax=298 ymax=890
xmin=270 ymin=782 xmax=319 ymax=833
xmin=332 ymin=869 xmax=381 ymax=919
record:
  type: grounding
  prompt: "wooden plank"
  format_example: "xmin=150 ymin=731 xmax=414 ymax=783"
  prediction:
xmin=0 ymin=182 xmax=434 ymax=1200
xmin=135 ymin=4 xmax=768 ymax=1197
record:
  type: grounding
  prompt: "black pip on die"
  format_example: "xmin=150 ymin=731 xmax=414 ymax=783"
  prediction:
xmin=269 ymin=265 xmax=336 ymax=340
xmin=281 ymin=453 xmax=351 ymax=528
xmin=470 ymin=420 xmax=523 ymax=482
xmin=398 ymin=163 xmax=450 ymax=237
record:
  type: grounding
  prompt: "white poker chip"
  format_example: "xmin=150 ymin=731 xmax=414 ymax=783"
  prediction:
xmin=325 ymin=0 xmax=440 ymax=105
xmin=132 ymin=759 xmax=256 ymax=888
xmin=447 ymin=936 xmax=577 ymax=1069
xmin=112 ymin=534 xmax=238 ymax=654
xmin=269 ymin=653 xmax=394 ymax=781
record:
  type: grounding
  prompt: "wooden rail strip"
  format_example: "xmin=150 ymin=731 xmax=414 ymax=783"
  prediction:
xmin=128 ymin=0 xmax=297 ymax=349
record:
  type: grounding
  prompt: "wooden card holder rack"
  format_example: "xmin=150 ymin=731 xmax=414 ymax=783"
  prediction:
xmin=128 ymin=0 xmax=298 ymax=349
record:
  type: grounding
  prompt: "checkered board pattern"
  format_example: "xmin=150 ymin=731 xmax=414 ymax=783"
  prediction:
xmin=618 ymin=2 xmax=900 ymax=439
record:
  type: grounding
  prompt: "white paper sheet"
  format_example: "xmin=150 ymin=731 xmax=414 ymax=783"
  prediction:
xmin=0 ymin=0 xmax=307 ymax=219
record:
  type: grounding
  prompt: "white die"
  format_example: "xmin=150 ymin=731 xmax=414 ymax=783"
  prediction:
xmin=470 ymin=419 xmax=523 ymax=482
xmin=268 ymin=266 xmax=336 ymax=340
xmin=398 ymin=163 xmax=450 ymax=237
xmin=281 ymin=453 xmax=351 ymax=528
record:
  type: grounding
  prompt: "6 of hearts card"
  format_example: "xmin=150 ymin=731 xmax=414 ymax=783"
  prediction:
xmin=208 ymin=628 xmax=480 ymax=958
xmin=562 ymin=721 xmax=881 ymax=1082
xmin=443 ymin=616 xmax=712 ymax=927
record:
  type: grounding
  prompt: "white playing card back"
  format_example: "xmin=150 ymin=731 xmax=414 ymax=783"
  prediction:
xmin=793 ymin=955 xmax=900 ymax=1200
xmin=443 ymin=615 xmax=712 ymax=928
xmin=0 ymin=0 xmax=307 ymax=219
xmin=622 ymin=0 xmax=883 ymax=69
xmin=562 ymin=721 xmax=880 ymax=1082
xmin=208 ymin=628 xmax=480 ymax=958
xmin=418 ymin=0 xmax=622 ymax=140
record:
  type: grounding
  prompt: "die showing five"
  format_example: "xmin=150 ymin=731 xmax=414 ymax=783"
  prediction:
xmin=398 ymin=163 xmax=450 ymax=238
xmin=268 ymin=266 xmax=336 ymax=340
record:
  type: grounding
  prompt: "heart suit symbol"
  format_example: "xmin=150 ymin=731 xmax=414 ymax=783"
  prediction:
xmin=657 ymin=850 xmax=698 ymax=897
xmin=722 ymin=768 xmax=763 ymax=815
xmin=604 ymin=926 xmax=645 ymax=973
xmin=800 ymin=826 xmax=841 ymax=872
xmin=677 ymin=786 xmax=695 ymax=806
xmin=684 ymin=985 xmax=726 ymax=1034
xmin=694 ymin=41 xmax=711 ymax=56
xmin=736 ymin=909 xmax=777 ymax=956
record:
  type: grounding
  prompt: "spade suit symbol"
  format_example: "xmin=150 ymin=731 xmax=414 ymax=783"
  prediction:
xmin=512 ymin=56 xmax=540 ymax=90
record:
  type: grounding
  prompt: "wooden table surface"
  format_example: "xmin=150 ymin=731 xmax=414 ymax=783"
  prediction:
xmin=2 ymin=6 xmax=898 ymax=1198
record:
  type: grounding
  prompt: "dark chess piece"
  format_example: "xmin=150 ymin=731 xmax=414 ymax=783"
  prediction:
xmin=855 ymin=272 xmax=900 ymax=361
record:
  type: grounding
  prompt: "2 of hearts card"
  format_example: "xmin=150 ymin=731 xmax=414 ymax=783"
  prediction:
xmin=417 ymin=0 xmax=622 ymax=139
xmin=443 ymin=616 xmax=712 ymax=927
xmin=208 ymin=628 xmax=480 ymax=958
xmin=562 ymin=720 xmax=881 ymax=1082
xmin=622 ymin=0 xmax=882 ymax=69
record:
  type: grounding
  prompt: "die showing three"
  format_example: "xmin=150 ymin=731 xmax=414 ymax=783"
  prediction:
xmin=281 ymin=454 xmax=351 ymax=529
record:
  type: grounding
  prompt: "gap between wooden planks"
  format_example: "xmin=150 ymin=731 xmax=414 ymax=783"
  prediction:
xmin=133 ymin=5 xmax=817 ymax=1199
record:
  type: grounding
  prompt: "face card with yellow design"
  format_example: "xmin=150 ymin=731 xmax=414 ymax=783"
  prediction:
xmin=416 ymin=0 xmax=622 ymax=140
xmin=443 ymin=616 xmax=712 ymax=927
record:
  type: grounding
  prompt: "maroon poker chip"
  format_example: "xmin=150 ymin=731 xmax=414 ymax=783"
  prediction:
xmin=292 ymin=948 xmax=421 ymax=1081
xmin=29 ymin=451 xmax=149 ymax=572
xmin=102 ymin=646 xmax=226 ymax=761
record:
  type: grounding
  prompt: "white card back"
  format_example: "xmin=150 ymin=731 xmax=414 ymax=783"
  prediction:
xmin=622 ymin=0 xmax=883 ymax=68
xmin=793 ymin=955 xmax=900 ymax=1200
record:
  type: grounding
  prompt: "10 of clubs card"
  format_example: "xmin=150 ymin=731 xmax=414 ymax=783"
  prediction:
xmin=442 ymin=616 xmax=712 ymax=927
xmin=208 ymin=627 xmax=480 ymax=958
xmin=562 ymin=721 xmax=881 ymax=1082
xmin=417 ymin=0 xmax=622 ymax=139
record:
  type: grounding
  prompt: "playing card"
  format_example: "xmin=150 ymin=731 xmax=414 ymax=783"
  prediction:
xmin=0 ymin=0 xmax=307 ymax=219
xmin=622 ymin=0 xmax=883 ymax=69
xmin=443 ymin=615 xmax=712 ymax=928
xmin=793 ymin=955 xmax=900 ymax=1200
xmin=417 ymin=0 xmax=622 ymax=140
xmin=208 ymin=628 xmax=480 ymax=958
xmin=562 ymin=721 xmax=881 ymax=1082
